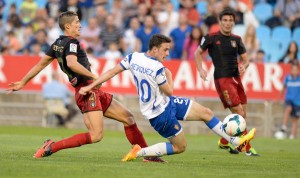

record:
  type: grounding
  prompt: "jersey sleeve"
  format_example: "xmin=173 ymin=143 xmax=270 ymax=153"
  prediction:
xmin=45 ymin=43 xmax=55 ymax=58
xmin=119 ymin=53 xmax=132 ymax=70
xmin=200 ymin=35 xmax=211 ymax=51
xmin=238 ymin=37 xmax=247 ymax=55
xmin=155 ymin=67 xmax=167 ymax=86
xmin=64 ymin=39 xmax=80 ymax=56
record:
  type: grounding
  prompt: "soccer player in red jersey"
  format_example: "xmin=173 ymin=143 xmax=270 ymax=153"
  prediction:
xmin=7 ymin=11 xmax=164 ymax=162
xmin=194 ymin=8 xmax=259 ymax=156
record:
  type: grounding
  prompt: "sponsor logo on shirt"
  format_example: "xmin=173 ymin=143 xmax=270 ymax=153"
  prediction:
xmin=231 ymin=40 xmax=236 ymax=48
xmin=70 ymin=43 xmax=77 ymax=53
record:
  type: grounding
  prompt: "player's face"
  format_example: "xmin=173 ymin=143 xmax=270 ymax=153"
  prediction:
xmin=156 ymin=43 xmax=170 ymax=62
xmin=69 ymin=16 xmax=81 ymax=37
xmin=219 ymin=15 xmax=234 ymax=35
xmin=291 ymin=65 xmax=299 ymax=77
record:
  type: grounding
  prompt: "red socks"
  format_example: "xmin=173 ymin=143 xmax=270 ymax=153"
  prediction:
xmin=51 ymin=132 xmax=92 ymax=153
xmin=220 ymin=137 xmax=228 ymax=145
xmin=50 ymin=124 xmax=147 ymax=153
xmin=220 ymin=129 xmax=251 ymax=152
xmin=124 ymin=123 xmax=148 ymax=148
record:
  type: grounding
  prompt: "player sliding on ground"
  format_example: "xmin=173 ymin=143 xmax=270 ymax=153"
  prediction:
xmin=79 ymin=34 xmax=256 ymax=162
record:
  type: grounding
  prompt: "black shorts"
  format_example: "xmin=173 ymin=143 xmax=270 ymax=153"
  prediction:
xmin=285 ymin=100 xmax=300 ymax=118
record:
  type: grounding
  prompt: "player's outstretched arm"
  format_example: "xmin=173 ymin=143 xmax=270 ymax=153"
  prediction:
xmin=79 ymin=65 xmax=124 ymax=95
xmin=7 ymin=55 xmax=54 ymax=94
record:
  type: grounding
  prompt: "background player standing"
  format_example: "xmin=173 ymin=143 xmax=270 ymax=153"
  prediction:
xmin=194 ymin=8 xmax=259 ymax=156
xmin=276 ymin=61 xmax=300 ymax=139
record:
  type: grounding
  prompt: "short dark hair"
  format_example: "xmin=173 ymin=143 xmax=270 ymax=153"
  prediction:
xmin=257 ymin=49 xmax=265 ymax=54
xmin=149 ymin=34 xmax=171 ymax=50
xmin=290 ymin=60 xmax=299 ymax=67
xmin=58 ymin=11 xmax=78 ymax=30
xmin=219 ymin=7 xmax=236 ymax=21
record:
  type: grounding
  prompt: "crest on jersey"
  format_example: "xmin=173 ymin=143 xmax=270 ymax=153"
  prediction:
xmin=70 ymin=43 xmax=77 ymax=52
xmin=89 ymin=92 xmax=96 ymax=108
xmin=231 ymin=40 xmax=236 ymax=48
xmin=174 ymin=124 xmax=179 ymax=130
xmin=223 ymin=90 xmax=232 ymax=105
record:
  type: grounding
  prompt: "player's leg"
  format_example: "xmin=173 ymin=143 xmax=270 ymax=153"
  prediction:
xmin=33 ymin=111 xmax=102 ymax=158
xmin=290 ymin=117 xmax=298 ymax=139
xmin=185 ymin=101 xmax=244 ymax=147
xmin=34 ymin=88 xmax=103 ymax=158
xmin=214 ymin=78 xmax=238 ymax=152
xmin=104 ymin=97 xmax=148 ymax=148
xmin=229 ymin=104 xmax=246 ymax=118
xmin=103 ymin=93 xmax=165 ymax=162
xmin=187 ymin=101 xmax=255 ymax=152
xmin=123 ymin=131 xmax=187 ymax=161
xmin=122 ymin=108 xmax=187 ymax=162
xmin=281 ymin=101 xmax=293 ymax=132
xmin=289 ymin=104 xmax=300 ymax=139
xmin=233 ymin=77 xmax=259 ymax=156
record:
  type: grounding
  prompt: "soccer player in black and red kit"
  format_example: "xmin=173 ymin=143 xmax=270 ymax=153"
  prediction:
xmin=7 ymin=11 xmax=164 ymax=162
xmin=194 ymin=8 xmax=259 ymax=156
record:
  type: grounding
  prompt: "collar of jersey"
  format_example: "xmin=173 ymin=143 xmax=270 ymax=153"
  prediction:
xmin=144 ymin=53 xmax=157 ymax=61
xmin=60 ymin=35 xmax=74 ymax=39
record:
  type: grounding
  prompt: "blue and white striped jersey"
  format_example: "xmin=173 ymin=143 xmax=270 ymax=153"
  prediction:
xmin=120 ymin=52 xmax=170 ymax=119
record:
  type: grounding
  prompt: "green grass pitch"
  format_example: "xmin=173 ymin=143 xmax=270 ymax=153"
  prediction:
xmin=1 ymin=125 xmax=300 ymax=178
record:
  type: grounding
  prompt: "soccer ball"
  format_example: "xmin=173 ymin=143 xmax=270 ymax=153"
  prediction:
xmin=222 ymin=114 xmax=246 ymax=136
xmin=274 ymin=131 xmax=287 ymax=140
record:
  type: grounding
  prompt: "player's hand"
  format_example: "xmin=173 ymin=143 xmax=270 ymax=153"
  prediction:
xmin=79 ymin=86 xmax=92 ymax=95
xmin=199 ymin=68 xmax=207 ymax=81
xmin=7 ymin=81 xmax=25 ymax=94
xmin=238 ymin=64 xmax=246 ymax=74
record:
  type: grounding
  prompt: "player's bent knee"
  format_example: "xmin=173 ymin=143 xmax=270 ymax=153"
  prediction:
xmin=173 ymin=143 xmax=187 ymax=154
xmin=205 ymin=107 xmax=213 ymax=117
xmin=90 ymin=132 xmax=103 ymax=143
xmin=124 ymin=112 xmax=136 ymax=126
xmin=201 ymin=107 xmax=214 ymax=121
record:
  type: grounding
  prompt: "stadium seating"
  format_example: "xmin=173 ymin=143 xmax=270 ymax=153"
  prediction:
xmin=271 ymin=26 xmax=292 ymax=59
xmin=256 ymin=25 xmax=271 ymax=41
xmin=232 ymin=24 xmax=246 ymax=37
xmin=196 ymin=1 xmax=208 ymax=16
xmin=260 ymin=39 xmax=281 ymax=62
xmin=253 ymin=3 xmax=273 ymax=24
xmin=269 ymin=50 xmax=283 ymax=63
xmin=271 ymin=26 xmax=292 ymax=42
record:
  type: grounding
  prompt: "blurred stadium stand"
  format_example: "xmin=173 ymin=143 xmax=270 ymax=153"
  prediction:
xmin=0 ymin=92 xmax=290 ymax=138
